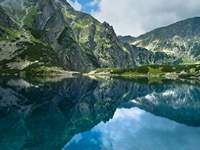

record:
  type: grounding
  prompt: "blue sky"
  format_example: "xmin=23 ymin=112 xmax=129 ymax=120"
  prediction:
xmin=68 ymin=0 xmax=99 ymax=13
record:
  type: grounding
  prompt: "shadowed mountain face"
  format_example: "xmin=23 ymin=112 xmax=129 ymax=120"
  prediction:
xmin=0 ymin=77 xmax=200 ymax=150
xmin=131 ymin=17 xmax=200 ymax=61
xmin=118 ymin=35 xmax=136 ymax=43
xmin=0 ymin=0 xmax=176 ymax=73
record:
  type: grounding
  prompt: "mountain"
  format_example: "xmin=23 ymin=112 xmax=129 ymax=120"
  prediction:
xmin=130 ymin=17 xmax=200 ymax=63
xmin=0 ymin=0 xmax=175 ymax=74
xmin=118 ymin=35 xmax=136 ymax=43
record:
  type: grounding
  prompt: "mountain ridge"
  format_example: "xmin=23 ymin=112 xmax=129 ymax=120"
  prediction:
xmin=0 ymin=0 xmax=181 ymax=75
xmin=124 ymin=17 xmax=200 ymax=63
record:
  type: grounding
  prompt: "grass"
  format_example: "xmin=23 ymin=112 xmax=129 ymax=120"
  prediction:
xmin=0 ymin=34 xmax=63 ymax=76
xmin=21 ymin=63 xmax=66 ymax=76
xmin=181 ymin=57 xmax=200 ymax=64
xmin=90 ymin=64 xmax=200 ymax=80
xmin=0 ymin=25 xmax=20 ymax=41
xmin=122 ymin=46 xmax=129 ymax=53
xmin=23 ymin=6 xmax=38 ymax=27
xmin=16 ymin=41 xmax=58 ymax=63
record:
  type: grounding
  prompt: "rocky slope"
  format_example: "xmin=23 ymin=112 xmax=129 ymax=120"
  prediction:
xmin=130 ymin=17 xmax=200 ymax=63
xmin=0 ymin=0 xmax=175 ymax=74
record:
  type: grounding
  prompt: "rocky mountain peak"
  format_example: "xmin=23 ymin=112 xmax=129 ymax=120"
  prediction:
xmin=0 ymin=0 xmax=176 ymax=74
xmin=130 ymin=17 xmax=200 ymax=62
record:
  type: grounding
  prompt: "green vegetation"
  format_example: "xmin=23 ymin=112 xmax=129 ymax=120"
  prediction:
xmin=122 ymin=46 xmax=129 ymax=53
xmin=0 ymin=25 xmax=20 ymax=41
xmin=182 ymin=57 xmax=200 ymax=65
xmin=1 ymin=0 xmax=200 ymax=77
xmin=22 ymin=63 xmax=66 ymax=76
xmin=23 ymin=6 xmax=38 ymax=27
xmin=16 ymin=41 xmax=58 ymax=63
xmin=90 ymin=65 xmax=200 ymax=80
xmin=73 ymin=16 xmax=92 ymax=30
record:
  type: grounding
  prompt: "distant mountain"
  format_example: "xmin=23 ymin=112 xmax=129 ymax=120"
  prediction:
xmin=131 ymin=17 xmax=200 ymax=63
xmin=0 ymin=0 xmax=177 ymax=74
xmin=118 ymin=35 xmax=135 ymax=43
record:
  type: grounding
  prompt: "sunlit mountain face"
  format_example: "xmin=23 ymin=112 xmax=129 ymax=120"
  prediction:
xmin=0 ymin=0 xmax=200 ymax=150
xmin=0 ymin=77 xmax=200 ymax=150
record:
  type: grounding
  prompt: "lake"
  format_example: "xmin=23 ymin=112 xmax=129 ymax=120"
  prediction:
xmin=0 ymin=77 xmax=200 ymax=150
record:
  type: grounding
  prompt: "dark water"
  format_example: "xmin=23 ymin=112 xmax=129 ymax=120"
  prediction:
xmin=0 ymin=77 xmax=200 ymax=150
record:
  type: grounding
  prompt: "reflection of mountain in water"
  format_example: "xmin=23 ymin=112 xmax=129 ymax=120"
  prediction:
xmin=126 ymin=83 xmax=200 ymax=127
xmin=65 ymin=108 xmax=200 ymax=150
xmin=0 ymin=77 xmax=200 ymax=150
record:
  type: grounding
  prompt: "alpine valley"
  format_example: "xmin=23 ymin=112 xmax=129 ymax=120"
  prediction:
xmin=1 ymin=1 xmax=200 ymax=150
xmin=0 ymin=0 xmax=199 ymax=79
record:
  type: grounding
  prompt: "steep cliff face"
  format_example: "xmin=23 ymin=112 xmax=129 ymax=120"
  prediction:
xmin=0 ymin=0 xmax=174 ymax=73
xmin=131 ymin=17 xmax=200 ymax=63
xmin=0 ymin=7 xmax=15 ymax=28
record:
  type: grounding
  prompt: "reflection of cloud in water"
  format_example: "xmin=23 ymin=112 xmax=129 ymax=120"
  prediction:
xmin=64 ymin=108 xmax=200 ymax=150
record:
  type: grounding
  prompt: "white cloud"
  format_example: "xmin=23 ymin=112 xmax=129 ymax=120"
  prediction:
xmin=64 ymin=107 xmax=200 ymax=150
xmin=67 ymin=0 xmax=82 ymax=11
xmin=92 ymin=0 xmax=200 ymax=36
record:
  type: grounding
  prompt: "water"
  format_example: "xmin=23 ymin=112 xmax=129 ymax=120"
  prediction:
xmin=0 ymin=77 xmax=200 ymax=150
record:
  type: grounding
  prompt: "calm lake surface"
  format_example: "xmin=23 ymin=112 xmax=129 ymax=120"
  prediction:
xmin=0 ymin=77 xmax=200 ymax=150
